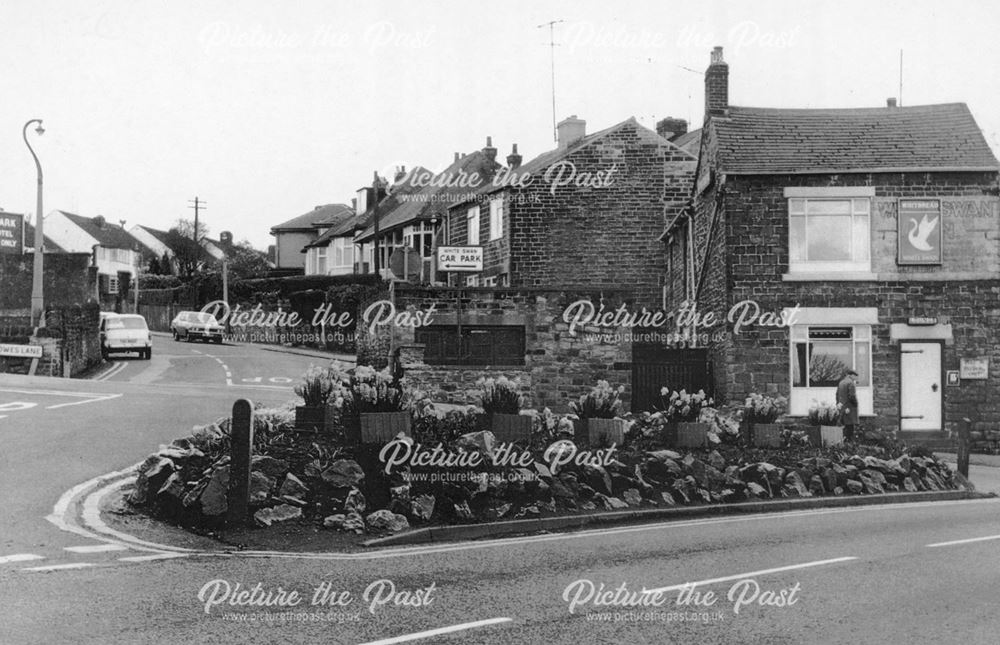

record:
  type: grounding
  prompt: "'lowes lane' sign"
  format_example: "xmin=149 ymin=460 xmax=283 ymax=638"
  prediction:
xmin=0 ymin=344 xmax=42 ymax=358
xmin=0 ymin=213 xmax=24 ymax=255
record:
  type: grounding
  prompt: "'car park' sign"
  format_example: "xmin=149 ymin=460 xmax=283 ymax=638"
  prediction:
xmin=0 ymin=213 xmax=24 ymax=255
xmin=437 ymin=246 xmax=483 ymax=272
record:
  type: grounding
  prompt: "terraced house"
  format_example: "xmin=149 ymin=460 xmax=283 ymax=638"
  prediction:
xmin=666 ymin=47 xmax=1000 ymax=441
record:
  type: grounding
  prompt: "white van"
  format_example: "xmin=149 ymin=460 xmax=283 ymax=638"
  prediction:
xmin=100 ymin=314 xmax=152 ymax=360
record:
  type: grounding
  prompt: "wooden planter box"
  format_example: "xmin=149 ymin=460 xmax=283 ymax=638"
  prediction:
xmin=487 ymin=413 xmax=533 ymax=444
xmin=808 ymin=425 xmax=844 ymax=447
xmin=752 ymin=423 xmax=783 ymax=448
xmin=359 ymin=411 xmax=412 ymax=444
xmin=295 ymin=405 xmax=325 ymax=433
xmin=676 ymin=422 xmax=711 ymax=448
xmin=573 ymin=418 xmax=626 ymax=447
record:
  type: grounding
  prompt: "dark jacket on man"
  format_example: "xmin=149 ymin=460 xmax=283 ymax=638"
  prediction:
xmin=836 ymin=375 xmax=860 ymax=425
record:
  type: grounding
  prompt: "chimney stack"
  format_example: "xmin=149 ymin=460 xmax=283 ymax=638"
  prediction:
xmin=506 ymin=143 xmax=522 ymax=169
xmin=482 ymin=136 xmax=497 ymax=163
xmin=886 ymin=97 xmax=898 ymax=108
xmin=656 ymin=117 xmax=688 ymax=142
xmin=454 ymin=152 xmax=460 ymax=162
xmin=556 ymin=115 xmax=586 ymax=149
xmin=705 ymin=46 xmax=729 ymax=118
xmin=394 ymin=165 xmax=407 ymax=182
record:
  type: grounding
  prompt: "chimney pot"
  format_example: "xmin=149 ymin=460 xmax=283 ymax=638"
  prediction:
xmin=886 ymin=97 xmax=898 ymax=107
xmin=556 ymin=116 xmax=587 ymax=149
xmin=454 ymin=152 xmax=460 ymax=162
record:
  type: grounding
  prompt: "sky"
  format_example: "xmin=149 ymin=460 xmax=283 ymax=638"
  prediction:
xmin=2 ymin=0 xmax=998 ymax=251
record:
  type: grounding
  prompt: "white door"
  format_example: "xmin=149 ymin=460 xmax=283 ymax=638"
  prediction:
xmin=900 ymin=342 xmax=942 ymax=431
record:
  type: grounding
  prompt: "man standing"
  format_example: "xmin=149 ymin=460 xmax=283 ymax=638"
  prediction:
xmin=837 ymin=369 xmax=860 ymax=441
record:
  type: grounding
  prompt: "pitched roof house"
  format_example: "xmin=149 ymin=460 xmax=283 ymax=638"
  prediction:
xmin=443 ymin=115 xmax=698 ymax=304
xmin=666 ymin=47 xmax=1000 ymax=440
xmin=270 ymin=203 xmax=353 ymax=271
xmin=44 ymin=210 xmax=143 ymax=304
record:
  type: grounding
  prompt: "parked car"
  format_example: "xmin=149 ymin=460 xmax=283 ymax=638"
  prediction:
xmin=170 ymin=311 xmax=225 ymax=343
xmin=100 ymin=313 xmax=152 ymax=360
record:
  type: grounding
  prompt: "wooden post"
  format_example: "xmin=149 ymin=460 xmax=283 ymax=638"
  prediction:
xmin=226 ymin=399 xmax=254 ymax=526
xmin=958 ymin=417 xmax=971 ymax=478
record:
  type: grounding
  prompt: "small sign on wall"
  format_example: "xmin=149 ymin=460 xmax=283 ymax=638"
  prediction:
xmin=0 ymin=213 xmax=24 ymax=255
xmin=946 ymin=370 xmax=961 ymax=387
xmin=959 ymin=358 xmax=989 ymax=380
xmin=898 ymin=199 xmax=942 ymax=265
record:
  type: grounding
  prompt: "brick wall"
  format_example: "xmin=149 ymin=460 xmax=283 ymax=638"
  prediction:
xmin=447 ymin=121 xmax=696 ymax=309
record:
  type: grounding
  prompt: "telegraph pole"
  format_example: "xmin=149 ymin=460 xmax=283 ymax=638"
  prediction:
xmin=537 ymin=19 xmax=564 ymax=142
xmin=188 ymin=196 xmax=206 ymax=243
xmin=371 ymin=171 xmax=380 ymax=276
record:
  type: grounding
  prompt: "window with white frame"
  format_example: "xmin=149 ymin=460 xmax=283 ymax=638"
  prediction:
xmin=332 ymin=238 xmax=353 ymax=267
xmin=466 ymin=275 xmax=480 ymax=287
xmin=787 ymin=189 xmax=871 ymax=273
xmin=404 ymin=222 xmax=435 ymax=259
xmin=483 ymin=276 xmax=497 ymax=287
xmin=788 ymin=317 xmax=874 ymax=417
xmin=316 ymin=247 xmax=327 ymax=274
xmin=792 ymin=325 xmax=871 ymax=389
xmin=108 ymin=275 xmax=120 ymax=294
xmin=467 ymin=207 xmax=480 ymax=245
xmin=489 ymin=198 xmax=503 ymax=241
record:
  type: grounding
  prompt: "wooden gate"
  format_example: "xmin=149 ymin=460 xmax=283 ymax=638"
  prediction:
xmin=631 ymin=345 xmax=713 ymax=413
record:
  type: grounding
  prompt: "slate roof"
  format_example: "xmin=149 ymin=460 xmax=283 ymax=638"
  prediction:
xmin=24 ymin=222 xmax=67 ymax=252
xmin=448 ymin=118 xmax=699 ymax=209
xmin=713 ymin=103 xmax=999 ymax=174
xmin=355 ymin=154 xmax=501 ymax=242
xmin=59 ymin=211 xmax=139 ymax=249
xmin=271 ymin=203 xmax=353 ymax=233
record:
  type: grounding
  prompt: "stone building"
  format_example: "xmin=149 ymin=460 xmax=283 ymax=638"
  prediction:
xmin=665 ymin=47 xmax=1000 ymax=439
xmin=445 ymin=115 xmax=698 ymax=309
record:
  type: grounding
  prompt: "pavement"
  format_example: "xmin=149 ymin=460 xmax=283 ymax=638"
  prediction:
xmin=936 ymin=452 xmax=1000 ymax=494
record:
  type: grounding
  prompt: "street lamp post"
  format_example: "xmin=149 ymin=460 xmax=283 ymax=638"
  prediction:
xmin=23 ymin=119 xmax=45 ymax=327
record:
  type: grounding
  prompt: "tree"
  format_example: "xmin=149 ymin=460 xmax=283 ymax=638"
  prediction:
xmin=166 ymin=218 xmax=214 ymax=278
xmin=225 ymin=240 xmax=271 ymax=282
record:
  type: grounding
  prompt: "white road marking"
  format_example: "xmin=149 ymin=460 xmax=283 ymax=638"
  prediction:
xmin=0 ymin=554 xmax=45 ymax=564
xmin=357 ymin=618 xmax=513 ymax=645
xmin=0 ymin=401 xmax=37 ymax=412
xmin=0 ymin=387 xmax=121 ymax=409
xmin=64 ymin=544 xmax=129 ymax=554
xmin=81 ymin=478 xmax=196 ymax=553
xmin=926 ymin=533 xmax=1000 ymax=548
xmin=94 ymin=362 xmax=127 ymax=381
xmin=642 ymin=556 xmax=859 ymax=595
xmin=118 ymin=553 xmax=189 ymax=563
xmin=23 ymin=563 xmax=96 ymax=572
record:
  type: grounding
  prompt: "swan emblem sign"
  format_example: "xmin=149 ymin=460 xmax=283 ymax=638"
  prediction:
xmin=898 ymin=199 xmax=942 ymax=264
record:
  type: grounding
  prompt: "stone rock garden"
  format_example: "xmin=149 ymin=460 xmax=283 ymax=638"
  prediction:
xmin=125 ymin=365 xmax=969 ymax=541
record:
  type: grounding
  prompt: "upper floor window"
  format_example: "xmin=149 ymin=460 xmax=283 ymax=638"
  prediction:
xmin=467 ymin=207 xmax=480 ymax=245
xmin=785 ymin=187 xmax=874 ymax=275
xmin=489 ymin=198 xmax=503 ymax=241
